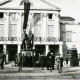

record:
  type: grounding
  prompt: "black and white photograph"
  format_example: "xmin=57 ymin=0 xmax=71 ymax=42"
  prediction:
xmin=0 ymin=0 xmax=80 ymax=80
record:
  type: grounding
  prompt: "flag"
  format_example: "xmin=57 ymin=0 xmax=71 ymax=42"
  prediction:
xmin=23 ymin=2 xmax=31 ymax=29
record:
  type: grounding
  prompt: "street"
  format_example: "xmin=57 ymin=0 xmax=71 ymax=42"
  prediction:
xmin=0 ymin=62 xmax=80 ymax=80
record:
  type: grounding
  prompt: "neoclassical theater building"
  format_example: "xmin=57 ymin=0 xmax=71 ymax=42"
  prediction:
xmin=0 ymin=0 xmax=80 ymax=61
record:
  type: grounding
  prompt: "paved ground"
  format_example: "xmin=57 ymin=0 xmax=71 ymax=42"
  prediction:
xmin=0 ymin=62 xmax=80 ymax=80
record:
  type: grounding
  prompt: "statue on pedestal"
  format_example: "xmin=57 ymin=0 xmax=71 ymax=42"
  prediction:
xmin=21 ymin=30 xmax=34 ymax=50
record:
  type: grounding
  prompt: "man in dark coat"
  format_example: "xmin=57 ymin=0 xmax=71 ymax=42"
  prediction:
xmin=60 ymin=57 xmax=63 ymax=67
xmin=22 ymin=54 xmax=25 ymax=67
xmin=51 ymin=52 xmax=55 ymax=70
xmin=32 ymin=53 xmax=36 ymax=68
xmin=14 ymin=54 xmax=18 ymax=67
xmin=40 ymin=54 xmax=44 ymax=69
xmin=17 ymin=53 xmax=23 ymax=72
xmin=66 ymin=57 xmax=68 ymax=65
xmin=1 ymin=51 xmax=6 ymax=70
xmin=46 ymin=50 xmax=52 ymax=70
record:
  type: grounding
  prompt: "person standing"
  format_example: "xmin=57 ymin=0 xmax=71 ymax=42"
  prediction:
xmin=55 ymin=54 xmax=62 ymax=73
xmin=1 ymin=51 xmax=6 ymax=70
xmin=51 ymin=52 xmax=55 ymax=70
xmin=32 ymin=53 xmax=36 ymax=68
xmin=66 ymin=57 xmax=68 ymax=66
xmin=46 ymin=50 xmax=52 ymax=70
xmin=17 ymin=53 xmax=23 ymax=72
xmin=14 ymin=54 xmax=18 ymax=67
xmin=60 ymin=57 xmax=63 ymax=67
xmin=22 ymin=54 xmax=25 ymax=67
xmin=40 ymin=54 xmax=44 ymax=69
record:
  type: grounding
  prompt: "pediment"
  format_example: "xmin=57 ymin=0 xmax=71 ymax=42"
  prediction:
xmin=0 ymin=0 xmax=61 ymax=11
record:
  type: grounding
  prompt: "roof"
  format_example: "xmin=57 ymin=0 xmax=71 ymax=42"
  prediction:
xmin=0 ymin=0 xmax=61 ymax=11
xmin=60 ymin=16 xmax=75 ymax=21
xmin=60 ymin=16 xmax=75 ymax=24
xmin=0 ymin=0 xmax=11 ymax=5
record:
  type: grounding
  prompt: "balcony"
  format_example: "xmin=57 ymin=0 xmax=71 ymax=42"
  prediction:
xmin=34 ymin=37 xmax=60 ymax=42
xmin=0 ymin=37 xmax=21 ymax=41
xmin=0 ymin=37 xmax=60 ymax=42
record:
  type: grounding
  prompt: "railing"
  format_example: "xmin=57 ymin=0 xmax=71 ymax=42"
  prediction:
xmin=0 ymin=37 xmax=60 ymax=42
xmin=34 ymin=37 xmax=60 ymax=42
xmin=0 ymin=37 xmax=21 ymax=41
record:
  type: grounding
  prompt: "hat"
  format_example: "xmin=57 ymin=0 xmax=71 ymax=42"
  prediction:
xmin=29 ymin=30 xmax=32 ymax=32
xmin=51 ymin=52 xmax=53 ymax=54
xmin=57 ymin=54 xmax=60 ymax=56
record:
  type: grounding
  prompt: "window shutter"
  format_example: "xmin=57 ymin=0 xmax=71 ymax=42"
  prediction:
xmin=0 ymin=24 xmax=4 ymax=37
xmin=48 ymin=25 xmax=54 ymax=37
xmin=66 ymin=31 xmax=72 ymax=41
xmin=9 ymin=24 xmax=17 ymax=37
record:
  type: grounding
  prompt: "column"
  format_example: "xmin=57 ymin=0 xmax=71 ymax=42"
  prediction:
xmin=17 ymin=13 xmax=22 ymax=39
xmin=54 ymin=14 xmax=60 ymax=40
xmin=33 ymin=45 xmax=35 ymax=55
xmin=4 ymin=12 xmax=9 ymax=39
xmin=46 ymin=45 xmax=49 ymax=56
xmin=42 ymin=13 xmax=47 ymax=37
xmin=17 ymin=44 xmax=21 ymax=53
xmin=59 ymin=44 xmax=63 ymax=57
xmin=30 ymin=13 xmax=34 ymax=33
xmin=3 ymin=45 xmax=6 ymax=54
xmin=3 ymin=45 xmax=8 ymax=63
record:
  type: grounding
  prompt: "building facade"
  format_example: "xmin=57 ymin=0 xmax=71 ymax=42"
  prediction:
xmin=0 ymin=0 xmax=79 ymax=62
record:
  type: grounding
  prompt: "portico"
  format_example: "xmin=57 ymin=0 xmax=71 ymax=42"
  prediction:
xmin=34 ymin=41 xmax=63 ymax=57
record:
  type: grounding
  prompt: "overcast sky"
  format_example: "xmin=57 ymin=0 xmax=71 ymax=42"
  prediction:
xmin=46 ymin=0 xmax=80 ymax=21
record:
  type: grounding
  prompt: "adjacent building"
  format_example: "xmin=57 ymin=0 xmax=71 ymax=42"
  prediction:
xmin=60 ymin=17 xmax=80 ymax=59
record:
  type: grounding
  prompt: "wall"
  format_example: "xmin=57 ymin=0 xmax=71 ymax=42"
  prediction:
xmin=60 ymin=23 xmax=80 ymax=59
xmin=34 ymin=12 xmax=60 ymax=41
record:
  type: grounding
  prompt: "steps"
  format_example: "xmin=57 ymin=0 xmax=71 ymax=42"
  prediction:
xmin=0 ymin=75 xmax=73 ymax=80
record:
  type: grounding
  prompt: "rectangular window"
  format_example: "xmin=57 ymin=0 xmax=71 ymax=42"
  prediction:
xmin=67 ymin=50 xmax=69 ymax=54
xmin=48 ymin=14 xmax=53 ymax=19
xmin=10 ymin=13 xmax=16 ymax=19
xmin=0 ymin=24 xmax=4 ymax=37
xmin=48 ymin=25 xmax=54 ymax=37
xmin=66 ymin=31 xmax=72 ymax=41
xmin=34 ymin=25 xmax=41 ymax=37
xmin=9 ymin=24 xmax=17 ymax=37
xmin=62 ymin=32 xmax=66 ymax=41
xmin=34 ymin=13 xmax=41 ymax=21
xmin=0 ymin=13 xmax=4 ymax=18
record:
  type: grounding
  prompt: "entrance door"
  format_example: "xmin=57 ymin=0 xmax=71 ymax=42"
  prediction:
xmin=35 ymin=45 xmax=45 ymax=57
xmin=7 ymin=45 xmax=17 ymax=61
xmin=35 ymin=45 xmax=45 ymax=67
xmin=49 ymin=45 xmax=59 ymax=61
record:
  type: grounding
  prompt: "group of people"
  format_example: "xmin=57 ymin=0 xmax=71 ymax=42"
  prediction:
xmin=14 ymin=50 xmax=64 ymax=72
xmin=0 ymin=51 xmax=66 ymax=73
xmin=14 ymin=53 xmax=24 ymax=72
xmin=14 ymin=53 xmax=46 ymax=71
xmin=32 ymin=53 xmax=46 ymax=68
xmin=46 ymin=50 xmax=63 ymax=71
xmin=46 ymin=51 xmax=55 ymax=70
xmin=15 ymin=53 xmax=27 ymax=72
